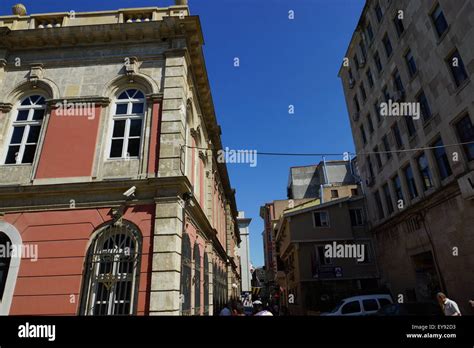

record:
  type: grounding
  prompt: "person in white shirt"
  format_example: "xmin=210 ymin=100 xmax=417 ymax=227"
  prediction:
xmin=437 ymin=292 xmax=461 ymax=316
xmin=252 ymin=300 xmax=273 ymax=316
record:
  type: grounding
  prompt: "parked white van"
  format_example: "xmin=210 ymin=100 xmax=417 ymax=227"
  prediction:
xmin=321 ymin=294 xmax=393 ymax=316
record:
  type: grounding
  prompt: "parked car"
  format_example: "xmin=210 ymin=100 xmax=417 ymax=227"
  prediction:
xmin=374 ymin=302 xmax=443 ymax=316
xmin=321 ymin=294 xmax=393 ymax=316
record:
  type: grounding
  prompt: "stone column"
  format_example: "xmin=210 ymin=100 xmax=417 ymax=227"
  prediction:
xmin=149 ymin=196 xmax=183 ymax=315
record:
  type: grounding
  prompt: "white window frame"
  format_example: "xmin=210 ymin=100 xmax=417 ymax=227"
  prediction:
xmin=350 ymin=208 xmax=365 ymax=226
xmin=107 ymin=89 xmax=146 ymax=160
xmin=2 ymin=95 xmax=46 ymax=165
xmin=0 ymin=221 xmax=22 ymax=315
xmin=313 ymin=211 xmax=330 ymax=228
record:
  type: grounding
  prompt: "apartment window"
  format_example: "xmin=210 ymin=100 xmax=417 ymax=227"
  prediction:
xmin=359 ymin=41 xmax=367 ymax=61
xmin=382 ymin=34 xmax=393 ymax=58
xmin=382 ymin=86 xmax=391 ymax=103
xmin=431 ymin=4 xmax=448 ymax=38
xmin=455 ymin=115 xmax=474 ymax=161
xmin=367 ymin=155 xmax=375 ymax=179
xmin=349 ymin=209 xmax=364 ymax=226
xmin=367 ymin=114 xmax=374 ymax=134
xmin=5 ymin=95 xmax=46 ymax=165
xmin=374 ymin=51 xmax=382 ymax=73
xmin=353 ymin=95 xmax=360 ymax=112
xmin=405 ymin=116 xmax=416 ymax=137
xmin=405 ymin=49 xmax=417 ymax=77
xmin=432 ymin=138 xmax=452 ymax=180
xmin=393 ymin=14 xmax=405 ymax=37
xmin=313 ymin=212 xmax=329 ymax=227
xmin=417 ymin=90 xmax=432 ymax=122
xmin=375 ymin=2 xmax=383 ymax=23
xmin=392 ymin=122 xmax=403 ymax=148
xmin=351 ymin=188 xmax=358 ymax=196
xmin=374 ymin=146 xmax=383 ymax=170
xmin=374 ymin=191 xmax=385 ymax=219
xmin=354 ymin=54 xmax=360 ymax=70
xmin=194 ymin=243 xmax=201 ymax=314
xmin=360 ymin=83 xmax=367 ymax=102
xmin=181 ymin=233 xmax=192 ymax=315
xmin=109 ymin=89 xmax=145 ymax=159
xmin=317 ymin=246 xmax=331 ymax=265
xmin=331 ymin=190 xmax=339 ymax=199
xmin=360 ymin=125 xmax=367 ymax=145
xmin=404 ymin=164 xmax=418 ymax=199
xmin=373 ymin=101 xmax=381 ymax=123
xmin=393 ymin=175 xmax=404 ymax=203
xmin=447 ymin=50 xmax=469 ymax=87
xmin=382 ymin=135 xmax=391 ymax=160
xmin=366 ymin=21 xmax=374 ymax=42
xmin=417 ymin=153 xmax=434 ymax=190
xmin=383 ymin=183 xmax=394 ymax=214
xmin=348 ymin=68 xmax=354 ymax=81
xmin=366 ymin=69 xmax=374 ymax=88
xmin=393 ymin=69 xmax=404 ymax=95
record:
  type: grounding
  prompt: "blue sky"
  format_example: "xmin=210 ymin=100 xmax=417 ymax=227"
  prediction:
xmin=0 ymin=0 xmax=365 ymax=266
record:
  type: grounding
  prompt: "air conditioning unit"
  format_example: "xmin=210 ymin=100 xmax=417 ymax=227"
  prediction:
xmin=352 ymin=112 xmax=360 ymax=122
xmin=349 ymin=78 xmax=355 ymax=89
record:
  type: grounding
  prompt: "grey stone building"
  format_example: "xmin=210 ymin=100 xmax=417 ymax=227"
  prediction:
xmin=339 ymin=0 xmax=474 ymax=313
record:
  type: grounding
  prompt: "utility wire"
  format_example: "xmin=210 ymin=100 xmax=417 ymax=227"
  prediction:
xmin=181 ymin=140 xmax=474 ymax=157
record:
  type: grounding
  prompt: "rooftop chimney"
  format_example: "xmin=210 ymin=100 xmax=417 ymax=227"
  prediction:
xmin=12 ymin=3 xmax=27 ymax=16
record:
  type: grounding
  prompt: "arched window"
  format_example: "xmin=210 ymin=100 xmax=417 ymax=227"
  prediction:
xmin=4 ymin=95 xmax=46 ymax=164
xmin=80 ymin=223 xmax=142 ymax=316
xmin=109 ymin=89 xmax=145 ymax=159
xmin=203 ymin=253 xmax=209 ymax=315
xmin=0 ymin=233 xmax=12 ymax=301
xmin=180 ymin=233 xmax=192 ymax=315
xmin=194 ymin=243 xmax=201 ymax=315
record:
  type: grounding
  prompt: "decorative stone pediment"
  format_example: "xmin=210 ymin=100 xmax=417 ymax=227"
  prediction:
xmin=124 ymin=56 xmax=139 ymax=81
xmin=28 ymin=63 xmax=44 ymax=87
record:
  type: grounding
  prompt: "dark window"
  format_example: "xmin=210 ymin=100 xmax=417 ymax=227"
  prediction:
xmin=360 ymin=125 xmax=367 ymax=145
xmin=417 ymin=153 xmax=434 ymax=190
xmin=359 ymin=41 xmax=367 ymax=61
xmin=203 ymin=253 xmax=209 ymax=315
xmin=393 ymin=175 xmax=404 ymax=203
xmin=354 ymin=54 xmax=360 ymax=70
xmin=317 ymin=246 xmax=331 ymax=265
xmin=374 ymin=3 xmax=383 ymax=23
xmin=194 ymin=243 xmax=201 ymax=314
xmin=363 ymin=299 xmax=379 ymax=312
xmin=366 ymin=21 xmax=374 ymax=41
xmin=341 ymin=301 xmax=361 ymax=314
xmin=393 ymin=69 xmax=404 ymax=94
xmin=378 ymin=298 xmax=391 ymax=308
xmin=374 ymin=51 xmax=383 ymax=73
xmin=367 ymin=156 xmax=375 ymax=178
xmin=431 ymin=4 xmax=448 ymax=38
xmin=0 ymin=233 xmax=12 ymax=300
xmin=331 ymin=190 xmax=339 ymax=198
xmin=366 ymin=69 xmax=374 ymax=88
xmin=374 ymin=101 xmax=381 ymax=123
xmin=447 ymin=50 xmax=469 ymax=87
xmin=360 ymin=83 xmax=367 ymax=102
xmin=181 ymin=233 xmax=192 ymax=315
xmin=383 ymin=86 xmax=390 ymax=103
xmin=405 ymin=116 xmax=416 ymax=137
xmin=393 ymin=14 xmax=405 ymax=37
xmin=367 ymin=114 xmax=374 ymax=134
xmin=455 ymin=115 xmax=474 ymax=161
xmin=433 ymin=138 xmax=452 ymax=180
xmin=349 ymin=209 xmax=364 ymax=226
xmin=418 ymin=91 xmax=432 ymax=122
xmin=351 ymin=188 xmax=358 ymax=196
xmin=353 ymin=95 xmax=360 ymax=112
xmin=383 ymin=183 xmax=394 ymax=214
xmin=374 ymin=146 xmax=383 ymax=169
xmin=314 ymin=212 xmax=329 ymax=227
xmin=405 ymin=50 xmax=417 ymax=77
xmin=374 ymin=191 xmax=385 ymax=219
xmin=404 ymin=165 xmax=418 ymax=199
xmin=392 ymin=122 xmax=403 ymax=148
xmin=382 ymin=34 xmax=393 ymax=58
xmin=382 ymin=135 xmax=392 ymax=160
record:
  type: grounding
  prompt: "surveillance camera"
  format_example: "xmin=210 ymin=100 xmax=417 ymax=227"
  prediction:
xmin=123 ymin=186 xmax=136 ymax=198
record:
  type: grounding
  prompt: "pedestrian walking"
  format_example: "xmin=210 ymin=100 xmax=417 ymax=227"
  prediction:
xmin=437 ymin=292 xmax=461 ymax=316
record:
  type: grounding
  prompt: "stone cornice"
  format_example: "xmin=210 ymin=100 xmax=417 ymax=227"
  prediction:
xmin=47 ymin=96 xmax=111 ymax=108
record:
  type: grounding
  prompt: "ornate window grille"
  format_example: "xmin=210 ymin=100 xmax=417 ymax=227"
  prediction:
xmin=193 ymin=243 xmax=201 ymax=315
xmin=203 ymin=253 xmax=209 ymax=315
xmin=180 ymin=233 xmax=192 ymax=316
xmin=80 ymin=223 xmax=142 ymax=316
